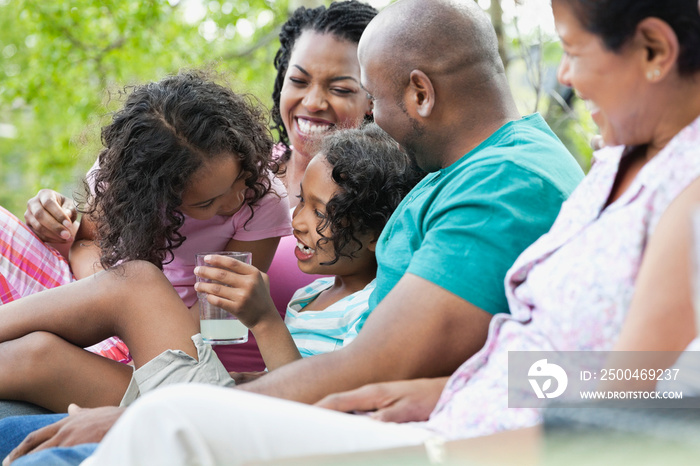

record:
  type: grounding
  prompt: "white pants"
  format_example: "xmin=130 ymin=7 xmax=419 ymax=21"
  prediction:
xmin=82 ymin=384 xmax=439 ymax=466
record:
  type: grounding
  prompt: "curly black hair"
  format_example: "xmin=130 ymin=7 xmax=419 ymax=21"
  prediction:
xmin=84 ymin=70 xmax=275 ymax=270
xmin=554 ymin=0 xmax=700 ymax=75
xmin=314 ymin=123 xmax=425 ymax=266
xmin=271 ymin=0 xmax=378 ymax=160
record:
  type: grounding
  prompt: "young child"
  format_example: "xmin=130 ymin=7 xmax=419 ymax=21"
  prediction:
xmin=196 ymin=124 xmax=424 ymax=371
xmin=0 ymin=71 xmax=292 ymax=363
xmin=0 ymin=124 xmax=421 ymax=411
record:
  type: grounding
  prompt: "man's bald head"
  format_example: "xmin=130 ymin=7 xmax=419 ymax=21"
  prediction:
xmin=359 ymin=0 xmax=504 ymax=92
xmin=358 ymin=0 xmax=519 ymax=170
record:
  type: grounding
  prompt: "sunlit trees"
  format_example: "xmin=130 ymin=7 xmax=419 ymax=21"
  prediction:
xmin=0 ymin=0 xmax=594 ymax=218
xmin=0 ymin=0 xmax=291 ymax=216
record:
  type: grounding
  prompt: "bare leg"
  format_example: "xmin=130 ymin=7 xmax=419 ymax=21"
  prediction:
xmin=0 ymin=260 xmax=200 ymax=367
xmin=0 ymin=332 xmax=132 ymax=411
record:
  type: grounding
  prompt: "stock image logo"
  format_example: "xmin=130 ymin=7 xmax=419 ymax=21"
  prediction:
xmin=528 ymin=359 xmax=568 ymax=399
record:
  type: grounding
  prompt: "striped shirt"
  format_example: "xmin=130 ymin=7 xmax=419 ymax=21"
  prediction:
xmin=285 ymin=277 xmax=376 ymax=358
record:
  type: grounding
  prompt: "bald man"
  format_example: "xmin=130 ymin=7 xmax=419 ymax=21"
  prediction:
xmin=2 ymin=1 xmax=583 ymax=464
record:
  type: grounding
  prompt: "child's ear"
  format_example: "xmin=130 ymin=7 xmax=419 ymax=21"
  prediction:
xmin=367 ymin=234 xmax=379 ymax=252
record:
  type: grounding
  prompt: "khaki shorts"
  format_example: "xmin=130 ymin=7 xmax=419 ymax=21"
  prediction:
xmin=120 ymin=333 xmax=235 ymax=407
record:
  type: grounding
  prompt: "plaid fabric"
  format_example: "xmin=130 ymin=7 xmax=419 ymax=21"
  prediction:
xmin=0 ymin=206 xmax=73 ymax=302
xmin=0 ymin=206 xmax=132 ymax=364
xmin=84 ymin=337 xmax=132 ymax=364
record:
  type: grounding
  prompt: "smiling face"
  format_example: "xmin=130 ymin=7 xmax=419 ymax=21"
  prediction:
xmin=279 ymin=31 xmax=372 ymax=159
xmin=179 ymin=155 xmax=248 ymax=220
xmin=292 ymin=155 xmax=375 ymax=277
xmin=553 ymin=1 xmax=651 ymax=147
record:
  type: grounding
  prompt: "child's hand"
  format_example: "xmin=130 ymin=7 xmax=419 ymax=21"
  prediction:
xmin=194 ymin=254 xmax=279 ymax=330
xmin=195 ymin=254 xmax=301 ymax=370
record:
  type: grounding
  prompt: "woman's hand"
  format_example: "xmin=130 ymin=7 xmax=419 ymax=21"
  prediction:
xmin=194 ymin=254 xmax=279 ymax=330
xmin=24 ymin=189 xmax=78 ymax=243
xmin=315 ymin=377 xmax=450 ymax=423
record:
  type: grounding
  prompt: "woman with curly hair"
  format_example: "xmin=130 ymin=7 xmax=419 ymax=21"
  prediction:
xmin=0 ymin=124 xmax=420 ymax=413
xmin=270 ymin=0 xmax=377 ymax=203
xmin=0 ymin=70 xmax=292 ymax=380
xmin=238 ymin=0 xmax=381 ymax=371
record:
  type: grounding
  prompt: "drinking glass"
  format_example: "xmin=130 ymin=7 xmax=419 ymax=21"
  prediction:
xmin=195 ymin=251 xmax=251 ymax=345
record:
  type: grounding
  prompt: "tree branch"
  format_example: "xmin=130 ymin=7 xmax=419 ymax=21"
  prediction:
xmin=219 ymin=26 xmax=281 ymax=60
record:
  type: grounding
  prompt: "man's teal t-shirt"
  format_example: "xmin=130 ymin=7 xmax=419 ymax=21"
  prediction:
xmin=369 ymin=113 xmax=584 ymax=315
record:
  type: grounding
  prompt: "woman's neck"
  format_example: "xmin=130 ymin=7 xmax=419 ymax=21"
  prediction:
xmin=646 ymin=76 xmax=700 ymax=160
xmin=280 ymin=150 xmax=311 ymax=209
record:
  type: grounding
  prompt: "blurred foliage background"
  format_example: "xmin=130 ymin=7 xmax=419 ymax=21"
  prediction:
xmin=0 ymin=0 xmax=595 ymax=218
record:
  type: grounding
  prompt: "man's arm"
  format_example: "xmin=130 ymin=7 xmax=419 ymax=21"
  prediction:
xmin=238 ymin=273 xmax=492 ymax=403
